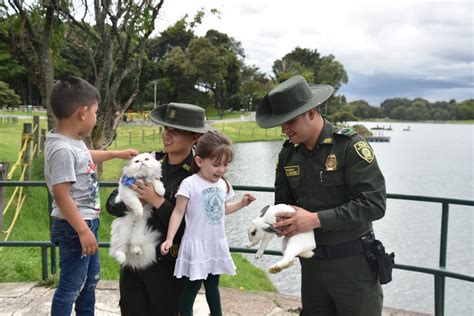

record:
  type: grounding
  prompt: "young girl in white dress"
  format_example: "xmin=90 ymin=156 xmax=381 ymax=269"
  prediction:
xmin=160 ymin=131 xmax=256 ymax=316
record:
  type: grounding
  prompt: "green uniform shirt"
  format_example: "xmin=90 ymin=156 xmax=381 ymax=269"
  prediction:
xmin=275 ymin=119 xmax=386 ymax=246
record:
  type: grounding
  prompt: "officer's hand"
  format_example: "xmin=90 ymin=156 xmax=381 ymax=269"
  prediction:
xmin=132 ymin=180 xmax=164 ymax=208
xmin=273 ymin=206 xmax=320 ymax=237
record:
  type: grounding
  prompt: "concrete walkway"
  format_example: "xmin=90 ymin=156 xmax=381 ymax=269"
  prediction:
xmin=0 ymin=281 xmax=429 ymax=316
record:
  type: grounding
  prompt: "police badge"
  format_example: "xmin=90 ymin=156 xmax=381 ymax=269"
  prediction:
xmin=325 ymin=154 xmax=338 ymax=171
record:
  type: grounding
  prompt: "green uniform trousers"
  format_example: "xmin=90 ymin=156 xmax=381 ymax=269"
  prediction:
xmin=300 ymin=254 xmax=383 ymax=316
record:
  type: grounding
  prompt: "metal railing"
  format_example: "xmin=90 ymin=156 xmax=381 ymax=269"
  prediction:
xmin=0 ymin=181 xmax=473 ymax=316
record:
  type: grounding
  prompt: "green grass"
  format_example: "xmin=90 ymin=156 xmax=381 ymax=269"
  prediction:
xmin=0 ymin=118 xmax=278 ymax=292
xmin=111 ymin=121 xmax=283 ymax=151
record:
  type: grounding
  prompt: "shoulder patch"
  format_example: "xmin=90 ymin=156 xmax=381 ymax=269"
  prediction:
xmin=354 ymin=141 xmax=375 ymax=163
xmin=336 ymin=128 xmax=357 ymax=137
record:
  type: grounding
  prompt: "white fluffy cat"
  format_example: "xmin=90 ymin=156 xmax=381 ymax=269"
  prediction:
xmin=246 ymin=204 xmax=316 ymax=274
xmin=109 ymin=152 xmax=165 ymax=269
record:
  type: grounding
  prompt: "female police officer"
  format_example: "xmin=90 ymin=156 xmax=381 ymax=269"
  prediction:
xmin=107 ymin=103 xmax=212 ymax=315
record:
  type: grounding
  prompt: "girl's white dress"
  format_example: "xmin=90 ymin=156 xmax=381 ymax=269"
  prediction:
xmin=174 ymin=174 xmax=236 ymax=281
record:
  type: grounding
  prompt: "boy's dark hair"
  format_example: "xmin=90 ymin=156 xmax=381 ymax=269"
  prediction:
xmin=50 ymin=76 xmax=100 ymax=119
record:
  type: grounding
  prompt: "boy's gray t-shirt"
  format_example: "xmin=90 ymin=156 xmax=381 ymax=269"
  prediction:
xmin=44 ymin=131 xmax=100 ymax=220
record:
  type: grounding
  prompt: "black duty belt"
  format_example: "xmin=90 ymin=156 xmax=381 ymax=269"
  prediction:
xmin=314 ymin=233 xmax=374 ymax=260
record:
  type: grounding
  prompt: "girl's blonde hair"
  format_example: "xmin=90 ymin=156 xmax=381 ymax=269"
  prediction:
xmin=192 ymin=131 xmax=234 ymax=174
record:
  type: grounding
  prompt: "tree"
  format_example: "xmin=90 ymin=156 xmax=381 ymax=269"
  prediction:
xmin=328 ymin=105 xmax=357 ymax=123
xmin=272 ymin=47 xmax=348 ymax=91
xmin=272 ymin=47 xmax=348 ymax=115
xmin=163 ymin=30 xmax=244 ymax=115
xmin=0 ymin=0 xmax=64 ymax=128
xmin=0 ymin=43 xmax=39 ymax=106
xmin=239 ymin=65 xmax=272 ymax=110
xmin=0 ymin=81 xmax=21 ymax=106
xmin=380 ymin=98 xmax=412 ymax=117
xmin=455 ymin=100 xmax=474 ymax=120
xmin=53 ymin=0 xmax=166 ymax=149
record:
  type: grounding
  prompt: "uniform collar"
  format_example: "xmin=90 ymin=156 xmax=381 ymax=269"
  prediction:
xmin=159 ymin=151 xmax=194 ymax=174
xmin=318 ymin=119 xmax=335 ymax=145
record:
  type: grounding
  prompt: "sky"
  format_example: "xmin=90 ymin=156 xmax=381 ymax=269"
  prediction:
xmin=155 ymin=0 xmax=473 ymax=106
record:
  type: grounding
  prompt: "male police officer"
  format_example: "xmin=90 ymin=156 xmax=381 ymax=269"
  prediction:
xmin=256 ymin=75 xmax=386 ymax=315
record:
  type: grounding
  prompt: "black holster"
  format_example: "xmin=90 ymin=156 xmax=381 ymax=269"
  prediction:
xmin=361 ymin=233 xmax=395 ymax=285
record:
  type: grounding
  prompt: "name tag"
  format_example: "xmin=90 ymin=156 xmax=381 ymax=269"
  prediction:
xmin=284 ymin=166 xmax=300 ymax=177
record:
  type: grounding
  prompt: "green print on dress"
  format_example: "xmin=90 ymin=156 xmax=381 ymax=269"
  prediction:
xmin=202 ymin=186 xmax=224 ymax=225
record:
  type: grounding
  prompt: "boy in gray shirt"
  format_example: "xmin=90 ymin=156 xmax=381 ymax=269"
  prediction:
xmin=44 ymin=76 xmax=137 ymax=315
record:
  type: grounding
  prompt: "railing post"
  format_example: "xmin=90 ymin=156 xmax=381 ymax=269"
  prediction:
xmin=22 ymin=123 xmax=32 ymax=180
xmin=40 ymin=128 xmax=46 ymax=153
xmin=0 ymin=161 xmax=10 ymax=231
xmin=41 ymin=245 xmax=48 ymax=280
xmin=435 ymin=202 xmax=449 ymax=316
xmin=33 ymin=116 xmax=40 ymax=159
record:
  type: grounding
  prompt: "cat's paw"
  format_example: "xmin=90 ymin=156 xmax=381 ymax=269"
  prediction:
xmin=254 ymin=252 xmax=263 ymax=259
xmin=268 ymin=260 xmax=294 ymax=274
xmin=115 ymin=251 xmax=126 ymax=264
xmin=299 ymin=250 xmax=315 ymax=258
xmin=244 ymin=242 xmax=253 ymax=248
xmin=154 ymin=181 xmax=166 ymax=196
xmin=132 ymin=246 xmax=143 ymax=256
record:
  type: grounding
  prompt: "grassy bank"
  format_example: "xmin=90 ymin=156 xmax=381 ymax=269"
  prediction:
xmin=0 ymin=118 xmax=278 ymax=292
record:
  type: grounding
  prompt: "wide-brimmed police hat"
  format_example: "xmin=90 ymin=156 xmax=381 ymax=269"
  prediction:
xmin=150 ymin=103 xmax=213 ymax=134
xmin=256 ymin=75 xmax=334 ymax=128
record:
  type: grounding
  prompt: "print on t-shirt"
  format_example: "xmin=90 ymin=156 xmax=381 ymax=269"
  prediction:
xmin=86 ymin=161 xmax=100 ymax=211
xmin=202 ymin=186 xmax=224 ymax=225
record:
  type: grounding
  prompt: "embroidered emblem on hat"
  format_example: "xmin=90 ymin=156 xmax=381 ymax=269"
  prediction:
xmin=323 ymin=137 xmax=333 ymax=144
xmin=325 ymin=154 xmax=337 ymax=170
xmin=354 ymin=141 xmax=375 ymax=163
xmin=284 ymin=165 xmax=300 ymax=176
xmin=182 ymin=163 xmax=190 ymax=171
xmin=170 ymin=244 xmax=179 ymax=258
xmin=169 ymin=109 xmax=176 ymax=119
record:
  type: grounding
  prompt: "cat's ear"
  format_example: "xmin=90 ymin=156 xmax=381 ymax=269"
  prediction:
xmin=150 ymin=151 xmax=156 ymax=158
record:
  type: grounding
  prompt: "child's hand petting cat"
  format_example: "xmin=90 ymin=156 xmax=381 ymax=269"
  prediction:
xmin=160 ymin=239 xmax=173 ymax=255
xmin=241 ymin=193 xmax=257 ymax=207
xmin=132 ymin=179 xmax=165 ymax=208
xmin=118 ymin=148 xmax=139 ymax=160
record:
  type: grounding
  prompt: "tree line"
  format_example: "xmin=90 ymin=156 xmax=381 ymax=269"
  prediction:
xmin=0 ymin=1 xmax=472 ymax=151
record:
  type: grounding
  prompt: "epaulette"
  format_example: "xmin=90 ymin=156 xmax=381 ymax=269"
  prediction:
xmin=335 ymin=127 xmax=357 ymax=137
xmin=182 ymin=163 xmax=192 ymax=172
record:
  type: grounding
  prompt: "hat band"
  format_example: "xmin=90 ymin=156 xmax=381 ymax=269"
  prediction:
xmin=164 ymin=112 xmax=205 ymax=128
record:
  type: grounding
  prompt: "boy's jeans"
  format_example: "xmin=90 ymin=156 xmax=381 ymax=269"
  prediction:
xmin=50 ymin=218 xmax=100 ymax=316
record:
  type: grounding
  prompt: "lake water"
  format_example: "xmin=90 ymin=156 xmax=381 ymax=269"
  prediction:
xmin=224 ymin=121 xmax=473 ymax=315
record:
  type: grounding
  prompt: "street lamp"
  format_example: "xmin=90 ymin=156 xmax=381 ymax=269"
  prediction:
xmin=154 ymin=81 xmax=157 ymax=108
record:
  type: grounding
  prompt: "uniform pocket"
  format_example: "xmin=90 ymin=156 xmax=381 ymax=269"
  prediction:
xmin=287 ymin=175 xmax=301 ymax=190
xmin=321 ymin=170 xmax=345 ymax=187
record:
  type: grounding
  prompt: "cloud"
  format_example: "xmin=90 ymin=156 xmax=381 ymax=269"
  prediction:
xmin=157 ymin=0 xmax=473 ymax=104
